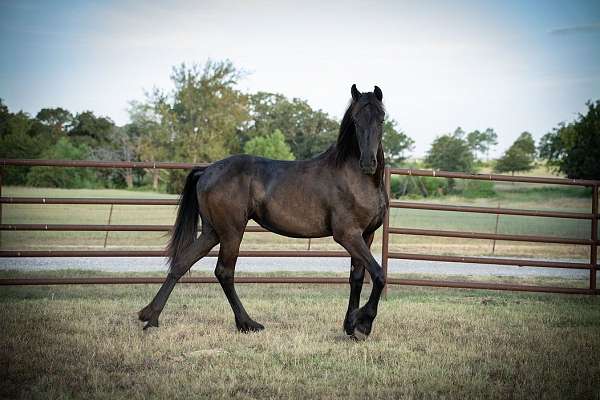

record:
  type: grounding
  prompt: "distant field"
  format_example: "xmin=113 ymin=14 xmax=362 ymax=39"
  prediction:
xmin=1 ymin=270 xmax=598 ymax=399
xmin=1 ymin=184 xmax=593 ymax=261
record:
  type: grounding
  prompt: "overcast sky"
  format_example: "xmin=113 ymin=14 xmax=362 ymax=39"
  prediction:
xmin=1 ymin=0 xmax=599 ymax=156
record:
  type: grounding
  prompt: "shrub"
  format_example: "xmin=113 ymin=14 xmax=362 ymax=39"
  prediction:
xmin=459 ymin=180 xmax=496 ymax=198
xmin=389 ymin=175 xmax=449 ymax=198
xmin=26 ymin=138 xmax=98 ymax=188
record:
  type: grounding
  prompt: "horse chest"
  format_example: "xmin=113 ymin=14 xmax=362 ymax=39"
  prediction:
xmin=343 ymin=181 xmax=387 ymax=230
xmin=334 ymin=175 xmax=388 ymax=230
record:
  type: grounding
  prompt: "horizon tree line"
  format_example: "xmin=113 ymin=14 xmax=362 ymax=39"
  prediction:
xmin=1 ymin=60 xmax=598 ymax=191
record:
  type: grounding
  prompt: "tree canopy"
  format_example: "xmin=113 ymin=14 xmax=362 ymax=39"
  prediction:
xmin=243 ymin=129 xmax=295 ymax=160
xmin=424 ymin=127 xmax=475 ymax=173
xmin=246 ymin=92 xmax=339 ymax=160
xmin=467 ymin=128 xmax=498 ymax=160
xmin=382 ymin=118 xmax=414 ymax=166
xmin=494 ymin=132 xmax=536 ymax=175
xmin=538 ymin=101 xmax=600 ymax=179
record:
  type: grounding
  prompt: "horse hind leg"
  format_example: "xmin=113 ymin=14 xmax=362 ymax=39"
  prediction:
xmin=215 ymin=234 xmax=264 ymax=333
xmin=138 ymin=225 xmax=219 ymax=329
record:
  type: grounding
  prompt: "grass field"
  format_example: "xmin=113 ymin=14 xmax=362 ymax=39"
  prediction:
xmin=1 ymin=184 xmax=593 ymax=261
xmin=0 ymin=270 xmax=599 ymax=399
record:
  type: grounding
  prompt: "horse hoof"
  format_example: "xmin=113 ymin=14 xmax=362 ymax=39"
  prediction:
xmin=143 ymin=319 xmax=159 ymax=330
xmin=352 ymin=329 xmax=368 ymax=341
xmin=344 ymin=309 xmax=358 ymax=336
xmin=138 ymin=305 xmax=154 ymax=322
xmin=237 ymin=320 xmax=265 ymax=333
xmin=138 ymin=305 xmax=160 ymax=329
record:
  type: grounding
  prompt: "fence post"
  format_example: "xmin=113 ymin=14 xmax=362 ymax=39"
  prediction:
xmin=382 ymin=167 xmax=391 ymax=299
xmin=591 ymin=185 xmax=598 ymax=292
xmin=0 ymin=167 xmax=3 ymax=248
xmin=103 ymin=204 xmax=114 ymax=248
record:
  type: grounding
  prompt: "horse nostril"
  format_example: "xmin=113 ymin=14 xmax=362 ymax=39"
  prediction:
xmin=369 ymin=158 xmax=377 ymax=168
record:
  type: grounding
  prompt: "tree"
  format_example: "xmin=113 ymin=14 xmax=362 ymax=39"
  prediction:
xmin=246 ymin=92 xmax=338 ymax=160
xmin=92 ymin=125 xmax=141 ymax=188
xmin=425 ymin=128 xmax=475 ymax=173
xmin=146 ymin=60 xmax=250 ymax=192
xmin=129 ymin=101 xmax=171 ymax=190
xmin=539 ymin=100 xmax=600 ymax=179
xmin=69 ymin=111 xmax=116 ymax=148
xmin=0 ymin=100 xmax=40 ymax=184
xmin=243 ymin=130 xmax=295 ymax=160
xmin=382 ymin=118 xmax=413 ymax=166
xmin=467 ymin=128 xmax=498 ymax=160
xmin=36 ymin=107 xmax=73 ymax=135
xmin=494 ymin=132 xmax=536 ymax=175
xmin=513 ymin=131 xmax=536 ymax=155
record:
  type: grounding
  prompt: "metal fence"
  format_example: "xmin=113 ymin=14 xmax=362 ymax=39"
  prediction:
xmin=1 ymin=158 xmax=598 ymax=295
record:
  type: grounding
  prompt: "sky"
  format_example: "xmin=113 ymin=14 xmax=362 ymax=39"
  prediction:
xmin=1 ymin=0 xmax=599 ymax=157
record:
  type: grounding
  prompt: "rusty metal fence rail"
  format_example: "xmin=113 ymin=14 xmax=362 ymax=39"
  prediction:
xmin=0 ymin=158 xmax=598 ymax=295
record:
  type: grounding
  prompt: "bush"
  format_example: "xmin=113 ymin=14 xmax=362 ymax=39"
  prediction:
xmin=243 ymin=130 xmax=295 ymax=160
xmin=166 ymin=169 xmax=188 ymax=194
xmin=26 ymin=138 xmax=98 ymax=188
xmin=390 ymin=175 xmax=449 ymax=198
xmin=421 ymin=177 xmax=450 ymax=196
xmin=459 ymin=180 xmax=496 ymax=198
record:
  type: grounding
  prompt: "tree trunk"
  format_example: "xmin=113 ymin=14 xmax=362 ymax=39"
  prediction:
xmin=152 ymin=170 xmax=160 ymax=191
xmin=125 ymin=168 xmax=133 ymax=188
xmin=417 ymin=177 xmax=429 ymax=197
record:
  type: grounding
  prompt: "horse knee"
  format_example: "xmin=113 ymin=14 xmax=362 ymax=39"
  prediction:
xmin=350 ymin=264 xmax=365 ymax=283
xmin=372 ymin=271 xmax=385 ymax=289
xmin=214 ymin=263 xmax=233 ymax=284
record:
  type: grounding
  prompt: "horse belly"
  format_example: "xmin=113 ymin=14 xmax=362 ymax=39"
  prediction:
xmin=253 ymin=196 xmax=331 ymax=238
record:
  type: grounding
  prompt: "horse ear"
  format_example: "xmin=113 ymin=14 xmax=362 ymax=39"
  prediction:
xmin=374 ymin=86 xmax=383 ymax=101
xmin=351 ymin=84 xmax=361 ymax=101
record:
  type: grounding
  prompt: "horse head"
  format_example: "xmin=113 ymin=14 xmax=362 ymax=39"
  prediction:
xmin=350 ymin=84 xmax=385 ymax=175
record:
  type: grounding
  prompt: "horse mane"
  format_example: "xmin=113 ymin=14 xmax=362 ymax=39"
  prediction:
xmin=334 ymin=103 xmax=359 ymax=165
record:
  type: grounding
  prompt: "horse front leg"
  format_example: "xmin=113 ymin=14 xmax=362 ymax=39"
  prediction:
xmin=343 ymin=232 xmax=374 ymax=335
xmin=335 ymin=230 xmax=385 ymax=340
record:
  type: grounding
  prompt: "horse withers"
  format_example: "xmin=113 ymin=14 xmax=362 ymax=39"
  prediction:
xmin=139 ymin=84 xmax=388 ymax=340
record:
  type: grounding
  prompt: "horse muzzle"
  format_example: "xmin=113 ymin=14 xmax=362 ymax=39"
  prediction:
xmin=360 ymin=156 xmax=377 ymax=175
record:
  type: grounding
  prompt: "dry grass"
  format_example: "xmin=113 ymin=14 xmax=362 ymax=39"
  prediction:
xmin=1 ymin=270 xmax=599 ymax=399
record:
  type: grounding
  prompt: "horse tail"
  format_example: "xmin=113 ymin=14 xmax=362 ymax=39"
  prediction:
xmin=167 ymin=167 xmax=204 ymax=271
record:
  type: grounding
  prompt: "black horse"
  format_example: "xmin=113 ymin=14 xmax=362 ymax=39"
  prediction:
xmin=139 ymin=84 xmax=388 ymax=340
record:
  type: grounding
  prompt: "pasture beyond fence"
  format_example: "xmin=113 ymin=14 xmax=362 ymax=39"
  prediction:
xmin=0 ymin=158 xmax=598 ymax=295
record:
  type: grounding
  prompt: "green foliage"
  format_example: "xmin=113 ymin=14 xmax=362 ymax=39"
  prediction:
xmin=141 ymin=60 xmax=250 ymax=192
xmin=459 ymin=180 xmax=496 ymax=198
xmin=513 ymin=131 xmax=536 ymax=155
xmin=36 ymin=107 xmax=73 ymax=136
xmin=467 ymin=128 xmax=498 ymax=160
xmin=390 ymin=175 xmax=449 ymax=198
xmin=539 ymin=100 xmax=600 ymax=179
xmin=494 ymin=132 xmax=536 ymax=175
xmin=26 ymin=138 xmax=97 ymax=188
xmin=0 ymin=100 xmax=41 ymax=184
xmin=243 ymin=130 xmax=295 ymax=160
xmin=424 ymin=127 xmax=475 ymax=174
xmin=246 ymin=92 xmax=338 ymax=160
xmin=382 ymin=119 xmax=413 ymax=166
xmin=69 ymin=111 xmax=115 ymax=148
